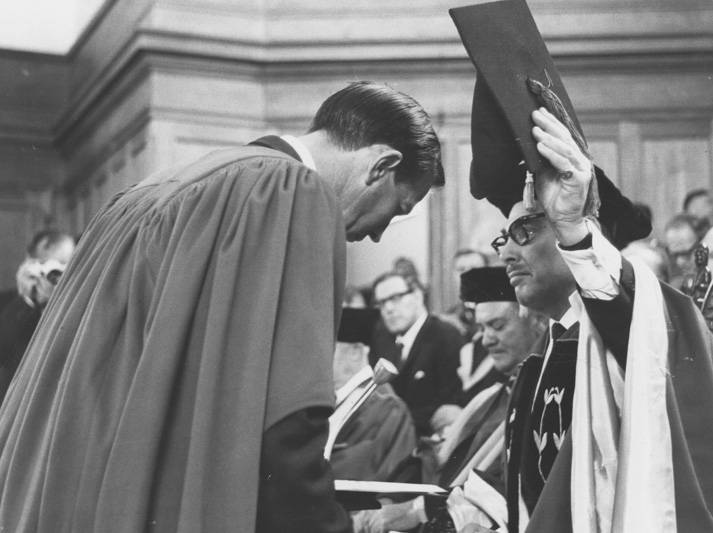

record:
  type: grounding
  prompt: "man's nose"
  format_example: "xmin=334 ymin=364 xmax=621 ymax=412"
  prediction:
xmin=499 ymin=237 xmax=520 ymax=263
xmin=482 ymin=330 xmax=498 ymax=348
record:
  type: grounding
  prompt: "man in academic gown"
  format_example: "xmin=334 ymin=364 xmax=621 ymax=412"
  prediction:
xmin=329 ymin=308 xmax=417 ymax=482
xmin=450 ymin=2 xmax=713 ymax=532
xmin=0 ymin=82 xmax=444 ymax=533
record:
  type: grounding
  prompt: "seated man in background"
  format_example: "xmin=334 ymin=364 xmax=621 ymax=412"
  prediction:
xmin=353 ymin=267 xmax=545 ymax=533
xmin=369 ymin=271 xmax=465 ymax=436
xmin=0 ymin=229 xmax=76 ymax=404
xmin=683 ymin=188 xmax=713 ymax=235
xmin=330 ymin=308 xmax=416 ymax=482
xmin=664 ymin=213 xmax=701 ymax=289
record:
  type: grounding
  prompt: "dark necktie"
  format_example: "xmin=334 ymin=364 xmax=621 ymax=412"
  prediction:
xmin=394 ymin=341 xmax=404 ymax=369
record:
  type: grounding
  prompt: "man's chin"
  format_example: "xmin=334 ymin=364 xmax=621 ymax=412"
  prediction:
xmin=513 ymin=285 xmax=531 ymax=307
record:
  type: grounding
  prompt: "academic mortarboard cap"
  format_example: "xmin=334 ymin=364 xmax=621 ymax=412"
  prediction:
xmin=450 ymin=0 xmax=586 ymax=214
xmin=450 ymin=1 xmax=651 ymax=247
xmin=461 ymin=266 xmax=517 ymax=303
xmin=337 ymin=308 xmax=380 ymax=344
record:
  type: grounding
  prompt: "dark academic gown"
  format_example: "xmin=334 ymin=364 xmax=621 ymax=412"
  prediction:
xmin=506 ymin=259 xmax=713 ymax=532
xmin=504 ymin=322 xmax=578 ymax=525
xmin=0 ymin=137 xmax=352 ymax=533
xmin=330 ymin=387 xmax=417 ymax=482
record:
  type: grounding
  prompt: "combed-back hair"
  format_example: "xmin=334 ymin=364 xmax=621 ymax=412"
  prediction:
xmin=371 ymin=270 xmax=423 ymax=296
xmin=308 ymin=81 xmax=445 ymax=188
xmin=26 ymin=229 xmax=75 ymax=258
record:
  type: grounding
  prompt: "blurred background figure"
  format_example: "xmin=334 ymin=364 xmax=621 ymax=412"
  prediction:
xmin=393 ymin=256 xmax=422 ymax=288
xmin=621 ymin=240 xmax=670 ymax=282
xmin=369 ymin=271 xmax=464 ymax=436
xmin=329 ymin=308 xmax=416 ymax=482
xmin=683 ymin=188 xmax=713 ymax=234
xmin=343 ymin=285 xmax=367 ymax=308
xmin=664 ymin=213 xmax=700 ymax=289
xmin=438 ymin=248 xmax=489 ymax=338
xmin=0 ymin=229 xmax=76 ymax=405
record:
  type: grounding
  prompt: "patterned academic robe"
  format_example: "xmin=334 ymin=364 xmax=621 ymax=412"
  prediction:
xmin=505 ymin=323 xmax=579 ymax=528
xmin=506 ymin=258 xmax=713 ymax=532
xmin=523 ymin=259 xmax=713 ymax=533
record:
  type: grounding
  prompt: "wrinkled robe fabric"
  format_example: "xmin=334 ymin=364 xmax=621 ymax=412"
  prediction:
xmin=522 ymin=264 xmax=713 ymax=533
xmin=0 ymin=145 xmax=346 ymax=532
xmin=330 ymin=388 xmax=417 ymax=482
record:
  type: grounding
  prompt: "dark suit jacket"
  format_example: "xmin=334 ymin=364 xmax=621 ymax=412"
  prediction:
xmin=0 ymin=293 xmax=42 ymax=405
xmin=369 ymin=315 xmax=465 ymax=435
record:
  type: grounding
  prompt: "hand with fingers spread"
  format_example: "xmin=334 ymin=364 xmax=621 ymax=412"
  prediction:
xmin=531 ymin=107 xmax=593 ymax=246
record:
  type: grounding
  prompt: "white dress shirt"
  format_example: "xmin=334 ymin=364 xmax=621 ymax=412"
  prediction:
xmin=396 ymin=312 xmax=429 ymax=363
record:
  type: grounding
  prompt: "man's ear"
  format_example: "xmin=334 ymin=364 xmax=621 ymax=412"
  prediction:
xmin=366 ymin=148 xmax=403 ymax=185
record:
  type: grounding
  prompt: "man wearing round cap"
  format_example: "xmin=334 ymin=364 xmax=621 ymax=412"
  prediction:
xmin=329 ymin=308 xmax=416 ymax=483
xmin=451 ymin=2 xmax=713 ymax=532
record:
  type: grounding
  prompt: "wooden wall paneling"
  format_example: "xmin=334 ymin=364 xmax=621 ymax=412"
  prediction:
xmin=429 ymin=131 xmax=464 ymax=313
xmin=51 ymin=193 xmax=73 ymax=237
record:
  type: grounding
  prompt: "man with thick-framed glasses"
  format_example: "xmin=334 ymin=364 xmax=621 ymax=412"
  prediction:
xmin=369 ymin=271 xmax=465 ymax=436
xmin=448 ymin=0 xmax=713 ymax=530
xmin=663 ymin=213 xmax=700 ymax=289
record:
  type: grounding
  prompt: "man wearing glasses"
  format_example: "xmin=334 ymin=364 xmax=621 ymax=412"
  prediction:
xmin=663 ymin=213 xmax=701 ymax=289
xmin=448 ymin=1 xmax=713 ymax=530
xmin=369 ymin=271 xmax=465 ymax=436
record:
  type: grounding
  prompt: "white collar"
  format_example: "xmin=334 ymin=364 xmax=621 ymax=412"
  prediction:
xmin=396 ymin=312 xmax=429 ymax=360
xmin=280 ymin=135 xmax=317 ymax=171
xmin=335 ymin=365 xmax=373 ymax=407
xmin=550 ymin=304 xmax=578 ymax=333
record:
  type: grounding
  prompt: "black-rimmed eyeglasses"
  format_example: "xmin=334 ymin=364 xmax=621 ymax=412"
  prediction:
xmin=491 ymin=213 xmax=547 ymax=255
xmin=374 ymin=289 xmax=414 ymax=309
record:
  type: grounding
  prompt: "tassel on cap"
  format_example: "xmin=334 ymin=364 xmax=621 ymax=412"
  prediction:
xmin=526 ymin=73 xmax=600 ymax=218
xmin=524 ymin=171 xmax=536 ymax=212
